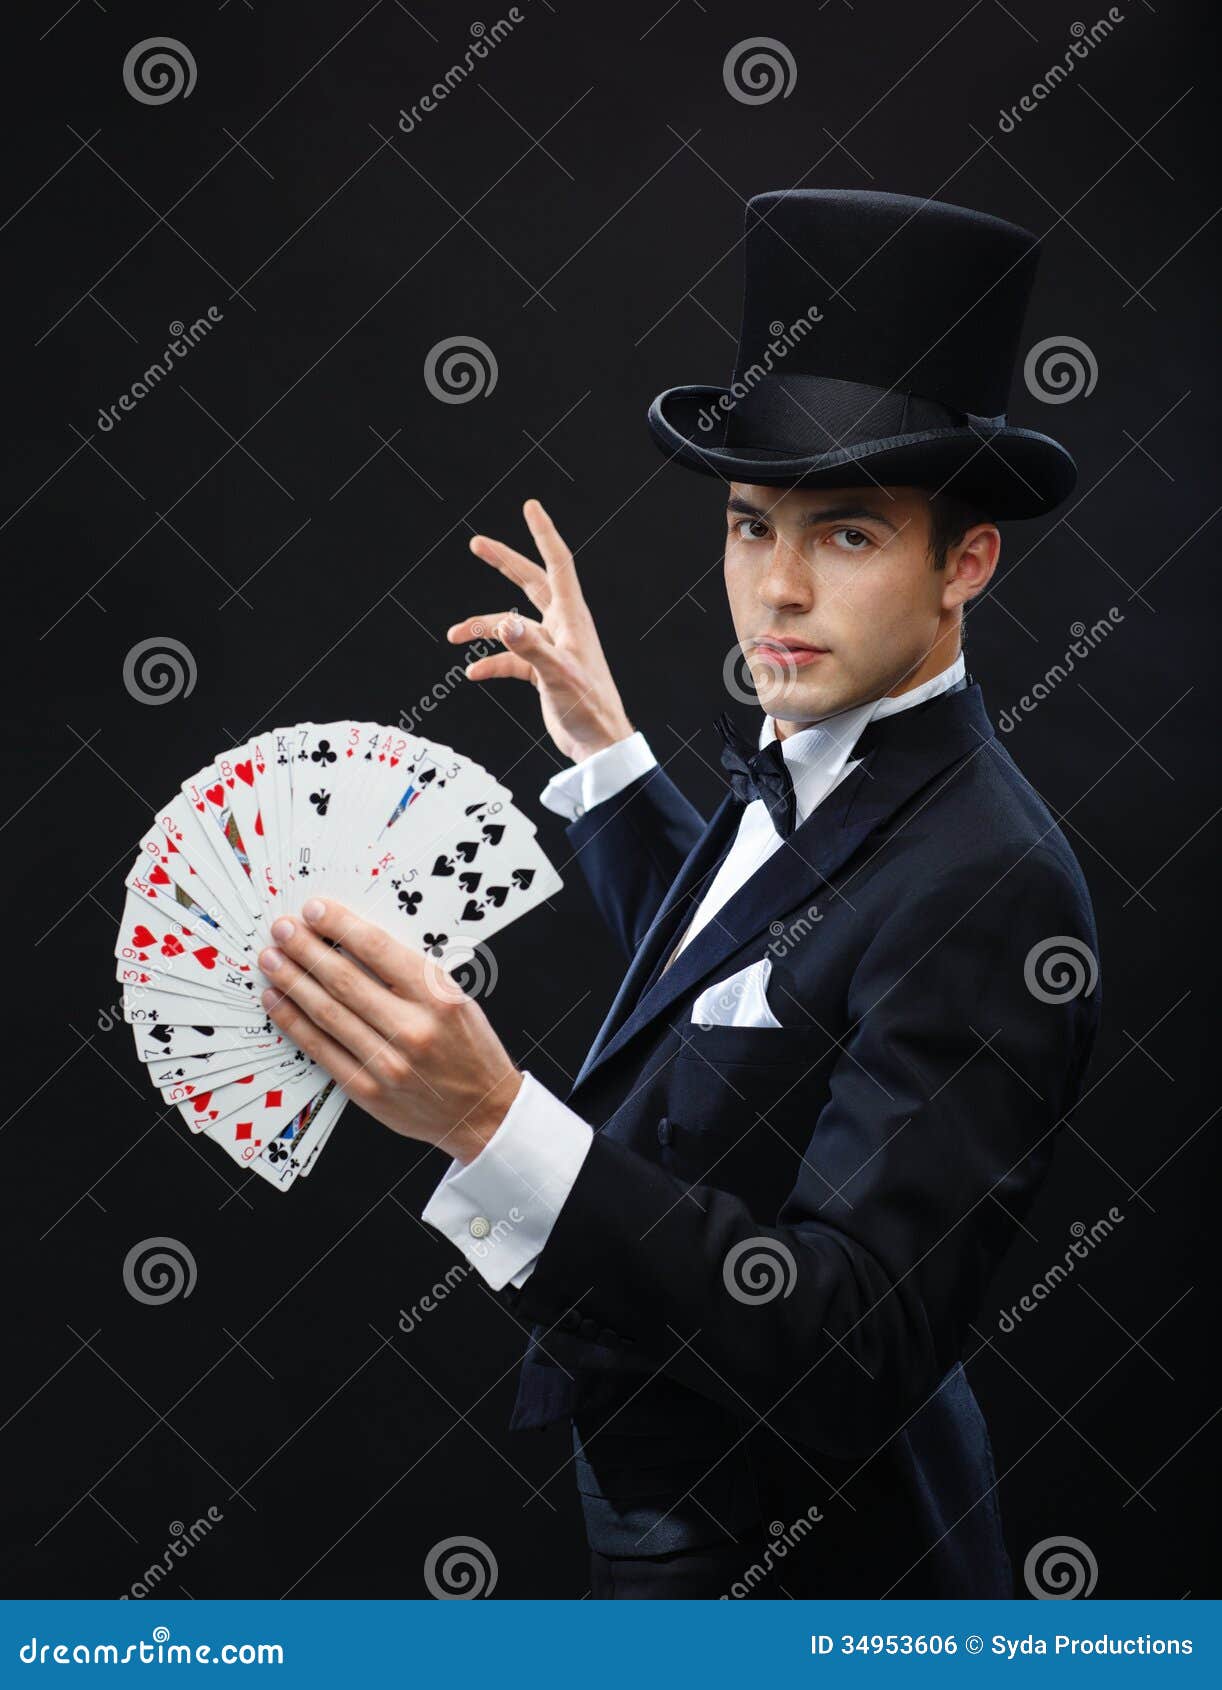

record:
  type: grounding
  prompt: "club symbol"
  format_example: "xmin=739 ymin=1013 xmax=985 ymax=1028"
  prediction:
xmin=309 ymin=789 xmax=331 ymax=816
xmin=422 ymin=932 xmax=449 ymax=956
xmin=397 ymin=889 xmax=422 ymax=916
xmin=310 ymin=739 xmax=338 ymax=766
xmin=267 ymin=1141 xmax=289 ymax=1164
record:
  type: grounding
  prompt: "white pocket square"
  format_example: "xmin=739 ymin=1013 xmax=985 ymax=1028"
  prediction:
xmin=690 ymin=957 xmax=785 ymax=1030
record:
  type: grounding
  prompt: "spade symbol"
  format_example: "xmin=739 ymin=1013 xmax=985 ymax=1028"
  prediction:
xmin=460 ymin=899 xmax=486 ymax=923
xmin=484 ymin=885 xmax=509 ymax=909
xmin=511 ymin=868 xmax=535 ymax=890
xmin=481 ymin=823 xmax=505 ymax=846
xmin=150 ymin=1026 xmax=173 ymax=1047
xmin=431 ymin=855 xmax=454 ymax=877
xmin=458 ymin=871 xmax=481 ymax=894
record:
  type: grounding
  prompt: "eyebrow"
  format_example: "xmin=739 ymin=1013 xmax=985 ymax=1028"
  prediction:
xmin=725 ymin=495 xmax=900 ymax=536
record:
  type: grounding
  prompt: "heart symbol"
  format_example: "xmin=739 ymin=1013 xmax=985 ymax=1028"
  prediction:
xmin=149 ymin=866 xmax=171 ymax=886
xmin=161 ymin=936 xmax=184 ymax=957
xmin=195 ymin=800 xmax=205 ymax=812
xmin=193 ymin=946 xmax=219 ymax=970
xmin=132 ymin=924 xmax=156 ymax=948
xmin=205 ymin=784 xmax=224 ymax=807
xmin=193 ymin=1093 xmax=212 ymax=1112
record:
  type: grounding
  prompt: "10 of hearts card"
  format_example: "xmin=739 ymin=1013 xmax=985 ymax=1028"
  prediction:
xmin=116 ymin=722 xmax=564 ymax=1191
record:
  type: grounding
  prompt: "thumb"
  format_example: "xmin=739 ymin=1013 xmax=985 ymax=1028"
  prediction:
xmin=497 ymin=613 xmax=562 ymax=678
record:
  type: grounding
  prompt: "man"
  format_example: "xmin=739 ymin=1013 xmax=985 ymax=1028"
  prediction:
xmin=257 ymin=191 xmax=1101 ymax=1598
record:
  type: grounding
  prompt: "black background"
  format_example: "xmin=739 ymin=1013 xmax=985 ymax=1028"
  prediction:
xmin=1 ymin=0 xmax=1217 ymax=1600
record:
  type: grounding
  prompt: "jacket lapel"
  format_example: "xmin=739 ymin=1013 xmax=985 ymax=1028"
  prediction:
xmin=567 ymin=791 xmax=743 ymax=1094
xmin=567 ymin=680 xmax=993 ymax=1102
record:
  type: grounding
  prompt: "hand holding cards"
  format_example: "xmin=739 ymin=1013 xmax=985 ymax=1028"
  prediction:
xmin=117 ymin=722 xmax=563 ymax=1191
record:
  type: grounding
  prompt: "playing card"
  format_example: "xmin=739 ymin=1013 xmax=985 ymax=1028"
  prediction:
xmin=119 ymin=719 xmax=563 ymax=1191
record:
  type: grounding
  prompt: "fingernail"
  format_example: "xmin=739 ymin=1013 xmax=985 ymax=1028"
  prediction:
xmin=504 ymin=615 xmax=524 ymax=640
xmin=271 ymin=918 xmax=295 ymax=943
xmin=260 ymin=948 xmax=284 ymax=973
xmin=303 ymin=899 xmax=326 ymax=924
xmin=262 ymin=987 xmax=284 ymax=1009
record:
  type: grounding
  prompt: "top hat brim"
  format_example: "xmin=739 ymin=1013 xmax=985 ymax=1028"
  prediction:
xmin=648 ymin=385 xmax=1077 ymax=520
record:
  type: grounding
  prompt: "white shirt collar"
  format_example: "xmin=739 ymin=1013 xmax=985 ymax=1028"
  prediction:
xmin=756 ymin=651 xmax=967 ymax=827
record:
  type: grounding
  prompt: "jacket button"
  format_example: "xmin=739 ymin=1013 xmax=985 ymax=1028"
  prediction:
xmin=657 ymin=1115 xmax=672 ymax=1148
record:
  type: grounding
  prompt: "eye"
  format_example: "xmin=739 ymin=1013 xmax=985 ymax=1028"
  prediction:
xmin=829 ymin=526 xmax=873 ymax=551
xmin=732 ymin=517 xmax=770 ymax=542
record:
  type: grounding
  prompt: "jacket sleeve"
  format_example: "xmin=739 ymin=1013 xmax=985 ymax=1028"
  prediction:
xmin=504 ymin=844 xmax=1102 ymax=1460
xmin=562 ymin=765 xmax=708 ymax=959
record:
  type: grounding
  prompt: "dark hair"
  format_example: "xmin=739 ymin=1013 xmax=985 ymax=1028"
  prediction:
xmin=926 ymin=491 xmax=993 ymax=570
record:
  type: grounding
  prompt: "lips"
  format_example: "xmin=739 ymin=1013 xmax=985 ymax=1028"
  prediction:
xmin=753 ymin=639 xmax=828 ymax=656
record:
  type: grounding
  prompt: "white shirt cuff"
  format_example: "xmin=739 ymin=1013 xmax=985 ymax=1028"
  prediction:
xmin=419 ymin=1070 xmax=594 ymax=1291
xmin=538 ymin=731 xmax=657 ymax=821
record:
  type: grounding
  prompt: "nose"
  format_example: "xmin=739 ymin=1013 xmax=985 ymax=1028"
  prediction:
xmin=758 ymin=536 xmax=814 ymax=613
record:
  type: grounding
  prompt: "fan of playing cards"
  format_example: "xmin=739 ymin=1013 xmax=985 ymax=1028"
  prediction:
xmin=116 ymin=722 xmax=563 ymax=1192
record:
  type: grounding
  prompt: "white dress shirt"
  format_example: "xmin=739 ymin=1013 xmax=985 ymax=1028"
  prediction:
xmin=420 ymin=653 xmax=967 ymax=1290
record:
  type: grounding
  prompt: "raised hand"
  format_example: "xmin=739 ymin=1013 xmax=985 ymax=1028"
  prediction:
xmin=447 ymin=498 xmax=636 ymax=764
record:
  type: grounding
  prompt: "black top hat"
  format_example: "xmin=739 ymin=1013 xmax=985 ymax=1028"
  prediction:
xmin=647 ymin=189 xmax=1076 ymax=519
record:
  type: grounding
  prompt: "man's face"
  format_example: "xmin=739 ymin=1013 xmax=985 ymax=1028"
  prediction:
xmin=722 ymin=482 xmax=990 ymax=731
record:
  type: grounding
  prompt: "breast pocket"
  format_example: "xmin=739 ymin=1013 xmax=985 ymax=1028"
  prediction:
xmin=663 ymin=1023 xmax=834 ymax=1199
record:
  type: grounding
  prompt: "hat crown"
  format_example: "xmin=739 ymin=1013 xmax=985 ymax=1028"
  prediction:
xmin=733 ymin=189 xmax=1040 ymax=419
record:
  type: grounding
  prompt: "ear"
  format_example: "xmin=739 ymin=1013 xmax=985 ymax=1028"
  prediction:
xmin=942 ymin=523 xmax=1001 ymax=609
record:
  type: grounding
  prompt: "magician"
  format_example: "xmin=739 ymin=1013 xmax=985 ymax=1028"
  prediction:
xmin=254 ymin=190 xmax=1103 ymax=1599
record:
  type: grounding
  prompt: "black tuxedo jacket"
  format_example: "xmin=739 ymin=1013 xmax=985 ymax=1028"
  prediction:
xmin=497 ymin=680 xmax=1102 ymax=1596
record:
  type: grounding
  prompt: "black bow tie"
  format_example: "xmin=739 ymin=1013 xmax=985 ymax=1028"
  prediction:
xmin=714 ymin=712 xmax=799 ymax=840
